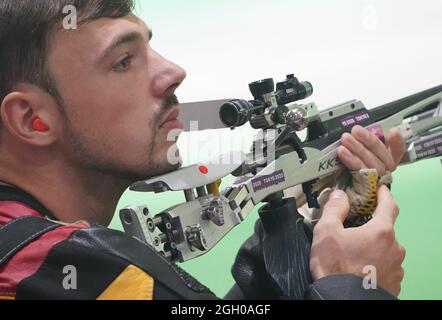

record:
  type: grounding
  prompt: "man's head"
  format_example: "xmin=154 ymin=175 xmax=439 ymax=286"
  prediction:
xmin=0 ymin=0 xmax=186 ymax=185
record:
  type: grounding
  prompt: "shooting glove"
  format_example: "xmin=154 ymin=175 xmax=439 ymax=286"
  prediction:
xmin=300 ymin=169 xmax=393 ymax=229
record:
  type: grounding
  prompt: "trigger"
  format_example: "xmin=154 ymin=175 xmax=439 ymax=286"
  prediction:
xmin=302 ymin=182 xmax=320 ymax=209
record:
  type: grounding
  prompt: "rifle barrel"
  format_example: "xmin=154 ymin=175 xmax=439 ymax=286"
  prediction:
xmin=370 ymin=85 xmax=442 ymax=123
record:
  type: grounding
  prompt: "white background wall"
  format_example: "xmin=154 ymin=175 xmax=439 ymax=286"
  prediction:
xmin=136 ymin=0 xmax=441 ymax=165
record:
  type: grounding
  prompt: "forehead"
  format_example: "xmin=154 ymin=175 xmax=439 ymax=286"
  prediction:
xmin=49 ymin=13 xmax=149 ymax=64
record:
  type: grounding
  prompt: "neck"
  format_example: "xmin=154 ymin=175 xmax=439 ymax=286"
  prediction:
xmin=0 ymin=160 xmax=131 ymax=226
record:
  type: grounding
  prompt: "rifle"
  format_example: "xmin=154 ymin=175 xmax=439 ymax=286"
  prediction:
xmin=120 ymin=75 xmax=442 ymax=299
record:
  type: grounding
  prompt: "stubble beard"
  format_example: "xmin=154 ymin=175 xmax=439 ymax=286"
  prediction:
xmin=61 ymin=95 xmax=183 ymax=184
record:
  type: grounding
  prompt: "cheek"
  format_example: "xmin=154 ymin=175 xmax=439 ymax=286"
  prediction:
xmin=60 ymin=66 xmax=152 ymax=119
xmin=62 ymin=113 xmax=156 ymax=170
xmin=100 ymin=115 xmax=156 ymax=160
xmin=68 ymin=87 xmax=154 ymax=137
xmin=57 ymin=67 xmax=159 ymax=159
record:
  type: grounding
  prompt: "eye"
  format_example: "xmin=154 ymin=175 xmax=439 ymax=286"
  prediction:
xmin=113 ymin=54 xmax=132 ymax=72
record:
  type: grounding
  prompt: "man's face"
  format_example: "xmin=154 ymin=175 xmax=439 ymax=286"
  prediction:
xmin=48 ymin=14 xmax=186 ymax=181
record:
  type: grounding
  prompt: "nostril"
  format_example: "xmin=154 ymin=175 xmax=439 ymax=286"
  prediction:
xmin=164 ymin=83 xmax=181 ymax=97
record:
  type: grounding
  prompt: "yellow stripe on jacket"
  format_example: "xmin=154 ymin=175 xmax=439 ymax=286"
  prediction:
xmin=97 ymin=265 xmax=154 ymax=300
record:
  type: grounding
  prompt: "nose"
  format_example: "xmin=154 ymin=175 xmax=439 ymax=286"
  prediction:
xmin=150 ymin=49 xmax=187 ymax=97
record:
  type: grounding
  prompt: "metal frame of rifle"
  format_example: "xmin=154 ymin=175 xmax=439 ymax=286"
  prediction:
xmin=120 ymin=80 xmax=442 ymax=264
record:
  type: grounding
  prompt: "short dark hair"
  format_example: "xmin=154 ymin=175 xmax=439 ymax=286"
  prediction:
xmin=0 ymin=0 xmax=135 ymax=106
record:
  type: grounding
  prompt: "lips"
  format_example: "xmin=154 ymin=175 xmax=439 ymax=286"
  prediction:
xmin=159 ymin=108 xmax=184 ymax=131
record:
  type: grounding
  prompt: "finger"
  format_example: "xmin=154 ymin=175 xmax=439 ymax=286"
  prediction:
xmin=372 ymin=185 xmax=400 ymax=225
xmin=337 ymin=146 xmax=367 ymax=171
xmin=352 ymin=126 xmax=396 ymax=172
xmin=388 ymin=128 xmax=407 ymax=166
xmin=341 ymin=132 xmax=386 ymax=175
xmin=318 ymin=190 xmax=350 ymax=229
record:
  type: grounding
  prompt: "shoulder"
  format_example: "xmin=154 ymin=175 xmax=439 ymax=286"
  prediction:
xmin=5 ymin=220 xmax=216 ymax=300
xmin=0 ymin=217 xmax=87 ymax=299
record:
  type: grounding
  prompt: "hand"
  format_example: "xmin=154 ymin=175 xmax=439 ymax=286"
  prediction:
xmin=309 ymin=186 xmax=406 ymax=296
xmin=338 ymin=126 xmax=406 ymax=176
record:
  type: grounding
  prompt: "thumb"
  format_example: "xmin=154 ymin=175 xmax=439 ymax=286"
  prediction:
xmin=372 ymin=185 xmax=399 ymax=225
xmin=388 ymin=128 xmax=406 ymax=166
xmin=319 ymin=190 xmax=350 ymax=229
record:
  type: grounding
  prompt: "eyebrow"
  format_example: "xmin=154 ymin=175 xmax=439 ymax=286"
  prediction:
xmin=97 ymin=28 xmax=153 ymax=64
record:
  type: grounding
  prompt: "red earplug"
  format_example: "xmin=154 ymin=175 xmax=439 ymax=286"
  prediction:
xmin=32 ymin=117 xmax=50 ymax=132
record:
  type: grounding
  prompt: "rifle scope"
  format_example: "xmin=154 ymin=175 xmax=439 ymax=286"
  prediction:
xmin=220 ymin=74 xmax=313 ymax=128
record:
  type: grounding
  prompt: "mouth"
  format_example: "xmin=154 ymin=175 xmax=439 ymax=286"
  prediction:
xmin=159 ymin=107 xmax=184 ymax=131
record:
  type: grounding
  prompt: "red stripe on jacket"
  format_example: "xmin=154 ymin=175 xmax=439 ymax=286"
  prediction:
xmin=0 ymin=201 xmax=87 ymax=297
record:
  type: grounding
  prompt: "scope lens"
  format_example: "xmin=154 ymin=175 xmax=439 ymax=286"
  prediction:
xmin=219 ymin=99 xmax=253 ymax=127
xmin=301 ymin=81 xmax=314 ymax=99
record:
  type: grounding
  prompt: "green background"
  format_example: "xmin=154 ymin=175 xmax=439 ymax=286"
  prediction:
xmin=109 ymin=0 xmax=442 ymax=299
xmin=110 ymin=159 xmax=442 ymax=300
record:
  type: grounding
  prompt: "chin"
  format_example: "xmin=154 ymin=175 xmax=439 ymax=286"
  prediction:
xmin=140 ymin=144 xmax=183 ymax=179
xmin=138 ymin=157 xmax=182 ymax=181
xmin=156 ymin=160 xmax=182 ymax=176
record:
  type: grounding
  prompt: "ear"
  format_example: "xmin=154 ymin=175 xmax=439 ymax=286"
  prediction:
xmin=0 ymin=83 xmax=60 ymax=147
